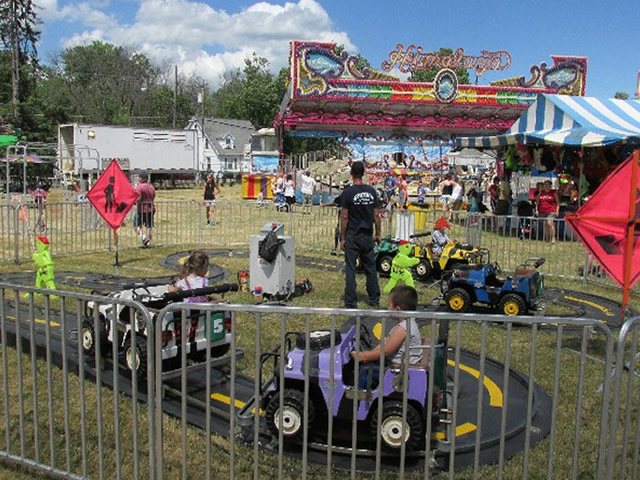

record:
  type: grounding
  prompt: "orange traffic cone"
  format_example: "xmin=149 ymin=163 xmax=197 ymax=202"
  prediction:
xmin=19 ymin=205 xmax=27 ymax=221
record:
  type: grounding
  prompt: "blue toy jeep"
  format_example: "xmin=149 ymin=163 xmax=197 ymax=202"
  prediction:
xmin=441 ymin=251 xmax=545 ymax=315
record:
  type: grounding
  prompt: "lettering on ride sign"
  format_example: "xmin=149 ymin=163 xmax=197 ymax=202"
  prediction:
xmin=381 ymin=44 xmax=511 ymax=77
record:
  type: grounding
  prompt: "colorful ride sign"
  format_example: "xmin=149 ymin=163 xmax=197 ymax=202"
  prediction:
xmin=566 ymin=150 xmax=640 ymax=311
xmin=87 ymin=160 xmax=139 ymax=230
xmin=381 ymin=44 xmax=511 ymax=76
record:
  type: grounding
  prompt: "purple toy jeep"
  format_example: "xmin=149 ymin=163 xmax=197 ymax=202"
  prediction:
xmin=240 ymin=318 xmax=451 ymax=453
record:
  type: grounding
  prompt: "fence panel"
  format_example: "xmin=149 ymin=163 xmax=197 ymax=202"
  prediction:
xmin=150 ymin=302 xmax=615 ymax=480
xmin=0 ymin=282 xmax=156 ymax=480
xmin=607 ymin=316 xmax=640 ymax=480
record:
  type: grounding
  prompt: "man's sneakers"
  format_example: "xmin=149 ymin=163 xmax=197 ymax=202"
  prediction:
xmin=142 ymin=235 xmax=150 ymax=247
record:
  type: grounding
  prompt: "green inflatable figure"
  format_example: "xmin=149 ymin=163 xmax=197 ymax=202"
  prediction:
xmin=384 ymin=240 xmax=420 ymax=293
xmin=33 ymin=236 xmax=56 ymax=292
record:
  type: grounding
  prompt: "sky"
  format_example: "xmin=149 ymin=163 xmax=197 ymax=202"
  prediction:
xmin=33 ymin=0 xmax=640 ymax=98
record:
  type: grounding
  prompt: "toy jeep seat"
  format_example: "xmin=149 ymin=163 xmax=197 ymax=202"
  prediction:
xmin=515 ymin=266 xmax=535 ymax=276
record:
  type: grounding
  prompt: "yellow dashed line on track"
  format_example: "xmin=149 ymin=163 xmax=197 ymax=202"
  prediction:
xmin=211 ymin=393 xmax=263 ymax=415
xmin=5 ymin=315 xmax=60 ymax=328
xmin=433 ymin=422 xmax=477 ymax=439
xmin=563 ymin=295 xmax=616 ymax=317
xmin=448 ymin=359 xmax=504 ymax=408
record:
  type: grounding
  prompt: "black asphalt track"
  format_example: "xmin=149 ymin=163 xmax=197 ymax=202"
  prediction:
xmin=1 ymin=296 xmax=549 ymax=472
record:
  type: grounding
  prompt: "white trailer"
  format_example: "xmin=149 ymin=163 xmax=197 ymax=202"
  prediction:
xmin=58 ymin=124 xmax=199 ymax=177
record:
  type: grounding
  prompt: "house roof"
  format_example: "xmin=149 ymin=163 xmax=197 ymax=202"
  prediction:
xmin=202 ymin=118 xmax=255 ymax=155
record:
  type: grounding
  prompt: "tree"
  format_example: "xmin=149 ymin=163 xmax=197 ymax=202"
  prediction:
xmin=213 ymin=54 xmax=287 ymax=128
xmin=615 ymin=91 xmax=629 ymax=100
xmin=0 ymin=0 xmax=41 ymax=124
xmin=409 ymin=48 xmax=470 ymax=85
xmin=52 ymin=42 xmax=160 ymax=124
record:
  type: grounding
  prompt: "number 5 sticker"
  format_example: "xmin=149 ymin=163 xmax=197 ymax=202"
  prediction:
xmin=211 ymin=317 xmax=224 ymax=334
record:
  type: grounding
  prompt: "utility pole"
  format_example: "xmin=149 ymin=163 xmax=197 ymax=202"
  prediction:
xmin=10 ymin=0 xmax=20 ymax=123
xmin=172 ymin=65 xmax=178 ymax=128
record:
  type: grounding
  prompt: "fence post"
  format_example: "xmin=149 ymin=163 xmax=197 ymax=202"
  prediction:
xmin=13 ymin=205 xmax=20 ymax=263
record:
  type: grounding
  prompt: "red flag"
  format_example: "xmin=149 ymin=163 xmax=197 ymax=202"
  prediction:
xmin=87 ymin=160 xmax=139 ymax=230
xmin=566 ymin=150 xmax=640 ymax=311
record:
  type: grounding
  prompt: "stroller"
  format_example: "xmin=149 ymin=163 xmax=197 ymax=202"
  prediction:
xmin=274 ymin=192 xmax=288 ymax=212
xmin=516 ymin=200 xmax=536 ymax=240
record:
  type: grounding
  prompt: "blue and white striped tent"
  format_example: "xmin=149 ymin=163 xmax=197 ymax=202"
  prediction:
xmin=456 ymin=94 xmax=640 ymax=148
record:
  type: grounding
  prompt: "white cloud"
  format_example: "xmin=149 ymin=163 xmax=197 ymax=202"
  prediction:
xmin=35 ymin=0 xmax=356 ymax=88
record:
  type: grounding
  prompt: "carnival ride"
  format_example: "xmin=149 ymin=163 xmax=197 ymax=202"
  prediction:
xmin=441 ymin=253 xmax=545 ymax=316
xmin=242 ymin=320 xmax=450 ymax=454
xmin=84 ymin=282 xmax=238 ymax=377
xmin=376 ymin=234 xmax=481 ymax=281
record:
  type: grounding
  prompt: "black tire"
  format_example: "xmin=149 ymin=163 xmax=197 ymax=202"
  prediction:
xmin=497 ymin=293 xmax=526 ymax=316
xmin=123 ymin=334 xmax=148 ymax=378
xmin=414 ymin=260 xmax=432 ymax=281
xmin=370 ymin=401 xmax=423 ymax=452
xmin=377 ymin=254 xmax=394 ymax=277
xmin=81 ymin=318 xmax=107 ymax=357
xmin=265 ymin=388 xmax=315 ymax=442
xmin=295 ymin=330 xmax=341 ymax=350
xmin=444 ymin=288 xmax=472 ymax=313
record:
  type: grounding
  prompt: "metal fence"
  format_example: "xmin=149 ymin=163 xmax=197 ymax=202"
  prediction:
xmin=3 ymin=282 xmax=640 ymax=479
xmin=0 ymin=198 xmax=620 ymax=291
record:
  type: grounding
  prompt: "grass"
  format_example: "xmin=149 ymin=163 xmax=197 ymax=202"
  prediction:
xmin=1 ymin=185 xmax=639 ymax=479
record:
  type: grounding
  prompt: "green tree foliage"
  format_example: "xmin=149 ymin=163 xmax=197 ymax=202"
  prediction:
xmin=213 ymin=54 xmax=288 ymax=128
xmin=0 ymin=0 xmax=41 ymax=124
xmin=615 ymin=91 xmax=629 ymax=100
xmin=409 ymin=48 xmax=471 ymax=84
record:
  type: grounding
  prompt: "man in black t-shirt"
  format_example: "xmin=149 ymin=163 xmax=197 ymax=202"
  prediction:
xmin=340 ymin=162 xmax=381 ymax=308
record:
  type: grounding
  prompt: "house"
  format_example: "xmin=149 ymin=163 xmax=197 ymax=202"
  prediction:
xmin=186 ymin=118 xmax=255 ymax=174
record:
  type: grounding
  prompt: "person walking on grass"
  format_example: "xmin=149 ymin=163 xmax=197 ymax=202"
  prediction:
xmin=340 ymin=161 xmax=381 ymax=309
xmin=301 ymin=170 xmax=317 ymax=206
xmin=203 ymin=173 xmax=221 ymax=226
xmin=134 ymin=171 xmax=155 ymax=247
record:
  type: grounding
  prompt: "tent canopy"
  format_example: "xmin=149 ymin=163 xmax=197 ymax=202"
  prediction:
xmin=456 ymin=94 xmax=640 ymax=149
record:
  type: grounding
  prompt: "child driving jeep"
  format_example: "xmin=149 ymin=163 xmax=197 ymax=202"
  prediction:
xmin=350 ymin=285 xmax=423 ymax=388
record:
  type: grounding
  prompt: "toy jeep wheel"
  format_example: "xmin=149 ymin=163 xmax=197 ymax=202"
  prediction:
xmin=445 ymin=288 xmax=471 ymax=313
xmin=124 ymin=335 xmax=147 ymax=377
xmin=415 ymin=260 xmax=432 ymax=281
xmin=265 ymin=388 xmax=315 ymax=442
xmin=498 ymin=293 xmax=526 ymax=316
xmin=296 ymin=330 xmax=341 ymax=350
xmin=371 ymin=401 xmax=423 ymax=451
xmin=377 ymin=255 xmax=394 ymax=277
xmin=81 ymin=318 xmax=107 ymax=357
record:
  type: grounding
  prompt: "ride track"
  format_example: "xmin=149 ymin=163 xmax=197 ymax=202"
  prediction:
xmin=0 ymin=295 xmax=550 ymax=472
xmin=0 ymin=250 xmax=630 ymax=472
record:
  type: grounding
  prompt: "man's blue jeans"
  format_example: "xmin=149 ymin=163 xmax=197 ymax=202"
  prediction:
xmin=344 ymin=233 xmax=380 ymax=308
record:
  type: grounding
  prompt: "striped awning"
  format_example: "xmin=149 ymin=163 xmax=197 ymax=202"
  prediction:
xmin=456 ymin=94 xmax=640 ymax=148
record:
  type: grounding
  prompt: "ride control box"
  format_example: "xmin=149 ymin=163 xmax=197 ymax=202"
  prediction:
xmin=249 ymin=222 xmax=295 ymax=297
